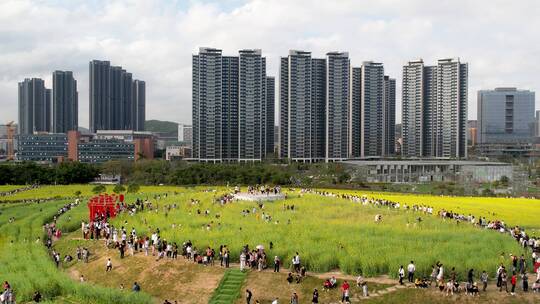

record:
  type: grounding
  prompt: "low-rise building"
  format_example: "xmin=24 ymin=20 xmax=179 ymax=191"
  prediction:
xmin=16 ymin=133 xmax=67 ymax=162
xmin=343 ymin=159 xmax=513 ymax=183
xmin=15 ymin=130 xmax=155 ymax=163
xmin=78 ymin=139 xmax=135 ymax=163
xmin=165 ymin=145 xmax=192 ymax=160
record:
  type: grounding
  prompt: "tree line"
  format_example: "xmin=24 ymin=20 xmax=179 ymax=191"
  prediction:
xmin=0 ymin=162 xmax=100 ymax=185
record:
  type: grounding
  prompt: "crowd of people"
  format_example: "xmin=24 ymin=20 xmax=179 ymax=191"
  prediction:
xmin=7 ymin=185 xmax=538 ymax=303
xmin=0 ymin=184 xmax=39 ymax=197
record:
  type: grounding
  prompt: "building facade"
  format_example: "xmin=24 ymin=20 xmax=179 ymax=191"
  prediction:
xmin=360 ymin=61 xmax=385 ymax=157
xmin=17 ymin=133 xmax=67 ymax=162
xmin=325 ymin=52 xmax=350 ymax=161
xmin=383 ymin=75 xmax=396 ymax=156
xmin=178 ymin=124 xmax=193 ymax=144
xmin=401 ymin=58 xmax=468 ymax=158
xmin=133 ymin=80 xmax=146 ymax=132
xmin=52 ymin=71 xmax=78 ymax=133
xmin=238 ymin=49 xmax=266 ymax=161
xmin=18 ymin=78 xmax=51 ymax=135
xmin=279 ymin=50 xmax=326 ymax=162
xmin=265 ymin=76 xmax=275 ymax=156
xmin=89 ymin=60 xmax=145 ymax=133
xmin=478 ymin=88 xmax=535 ymax=144
xmin=192 ymin=48 xmax=272 ymax=162
xmin=344 ymin=160 xmax=512 ymax=183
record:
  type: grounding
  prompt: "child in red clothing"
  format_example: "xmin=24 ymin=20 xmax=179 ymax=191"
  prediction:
xmin=510 ymin=272 xmax=517 ymax=295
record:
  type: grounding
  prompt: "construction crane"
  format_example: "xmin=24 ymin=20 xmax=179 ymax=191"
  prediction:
xmin=6 ymin=121 xmax=15 ymax=161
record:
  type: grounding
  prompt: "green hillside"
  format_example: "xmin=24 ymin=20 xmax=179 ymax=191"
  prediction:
xmin=144 ymin=120 xmax=178 ymax=137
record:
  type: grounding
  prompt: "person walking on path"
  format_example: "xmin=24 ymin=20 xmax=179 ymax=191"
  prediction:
xmin=481 ymin=271 xmax=488 ymax=291
xmin=106 ymin=258 xmax=112 ymax=272
xmin=398 ymin=265 xmax=405 ymax=285
xmin=245 ymin=289 xmax=252 ymax=304
xmin=407 ymin=261 xmax=415 ymax=283
xmin=132 ymin=282 xmax=141 ymax=292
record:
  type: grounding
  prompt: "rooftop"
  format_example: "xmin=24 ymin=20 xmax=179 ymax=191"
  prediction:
xmin=342 ymin=159 xmax=510 ymax=166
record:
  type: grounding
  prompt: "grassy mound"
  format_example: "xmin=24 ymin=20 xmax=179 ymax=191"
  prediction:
xmin=209 ymin=269 xmax=247 ymax=304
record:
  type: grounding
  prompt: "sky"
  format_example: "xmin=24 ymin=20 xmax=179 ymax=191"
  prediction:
xmin=1 ymin=0 xmax=539 ymax=128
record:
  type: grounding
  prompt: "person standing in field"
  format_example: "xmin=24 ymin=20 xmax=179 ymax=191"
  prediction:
xmin=522 ymin=273 xmax=529 ymax=292
xmin=293 ymin=253 xmax=301 ymax=273
xmin=407 ymin=261 xmax=415 ymax=283
xmin=430 ymin=265 xmax=438 ymax=286
xmin=106 ymin=258 xmax=112 ymax=272
xmin=481 ymin=271 xmax=488 ymax=291
xmin=398 ymin=265 xmax=405 ymax=285
xmin=240 ymin=251 xmax=246 ymax=271
xmin=511 ymin=272 xmax=517 ymax=295
xmin=468 ymin=269 xmax=474 ymax=284
xmin=290 ymin=292 xmax=298 ymax=304
xmin=340 ymin=280 xmax=350 ymax=303
xmin=312 ymin=288 xmax=319 ymax=303
xmin=500 ymin=269 xmax=508 ymax=292
xmin=224 ymin=249 xmax=230 ymax=268
xmin=437 ymin=264 xmax=444 ymax=284
xmin=274 ymin=256 xmax=280 ymax=272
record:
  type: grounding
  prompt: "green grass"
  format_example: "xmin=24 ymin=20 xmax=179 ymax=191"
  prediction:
xmin=327 ymin=189 xmax=540 ymax=229
xmin=0 ymin=185 xmax=25 ymax=192
xmin=109 ymin=188 xmax=529 ymax=280
xmin=209 ymin=269 xmax=247 ymax=304
xmin=0 ymin=200 xmax=153 ymax=303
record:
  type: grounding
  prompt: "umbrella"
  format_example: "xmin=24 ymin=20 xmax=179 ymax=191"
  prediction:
xmin=256 ymin=245 xmax=264 ymax=250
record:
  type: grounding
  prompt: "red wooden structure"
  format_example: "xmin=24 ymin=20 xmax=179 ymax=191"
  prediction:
xmin=88 ymin=193 xmax=123 ymax=221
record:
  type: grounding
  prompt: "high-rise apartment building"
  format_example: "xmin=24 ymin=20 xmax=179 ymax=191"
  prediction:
xmin=192 ymin=47 xmax=272 ymax=162
xmin=325 ymin=52 xmax=350 ymax=161
xmin=18 ymin=78 xmax=51 ymax=134
xmin=265 ymin=76 xmax=275 ymax=156
xmin=89 ymin=60 xmax=145 ymax=133
xmin=349 ymin=67 xmax=361 ymax=158
xmin=193 ymin=48 xmax=223 ymax=161
xmin=279 ymin=50 xmax=326 ymax=161
xmin=133 ymin=80 xmax=146 ymax=132
xmin=221 ymin=55 xmax=239 ymax=160
xmin=178 ymin=123 xmax=193 ymax=144
xmin=383 ymin=75 xmax=396 ymax=156
xmin=401 ymin=58 xmax=468 ymax=158
xmin=536 ymin=110 xmax=540 ymax=137
xmin=52 ymin=71 xmax=78 ymax=133
xmin=360 ymin=61 xmax=385 ymax=157
xmin=478 ymin=88 xmax=535 ymax=144
xmin=238 ymin=49 xmax=266 ymax=161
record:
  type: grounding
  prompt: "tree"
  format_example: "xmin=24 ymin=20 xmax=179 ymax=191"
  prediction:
xmin=92 ymin=184 xmax=106 ymax=194
xmin=127 ymin=183 xmax=140 ymax=193
xmin=113 ymin=184 xmax=126 ymax=194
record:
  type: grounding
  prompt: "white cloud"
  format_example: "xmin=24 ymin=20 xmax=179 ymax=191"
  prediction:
xmin=0 ymin=0 xmax=539 ymax=128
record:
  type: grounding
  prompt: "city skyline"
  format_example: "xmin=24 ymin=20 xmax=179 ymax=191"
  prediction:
xmin=1 ymin=0 xmax=540 ymax=128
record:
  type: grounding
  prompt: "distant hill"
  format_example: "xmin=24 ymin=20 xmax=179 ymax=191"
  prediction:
xmin=145 ymin=120 xmax=178 ymax=138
